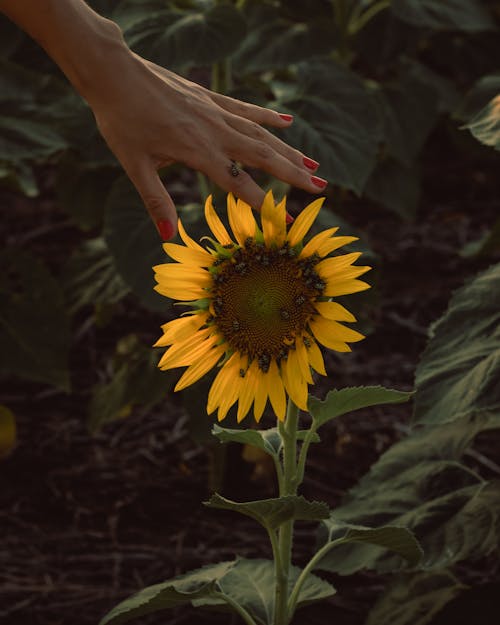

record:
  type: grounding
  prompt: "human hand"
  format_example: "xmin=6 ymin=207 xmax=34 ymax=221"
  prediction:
xmin=85 ymin=51 xmax=327 ymax=240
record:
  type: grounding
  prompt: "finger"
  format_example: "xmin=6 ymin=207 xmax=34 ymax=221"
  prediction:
xmin=225 ymin=113 xmax=319 ymax=172
xmin=210 ymin=91 xmax=294 ymax=128
xmin=124 ymin=159 xmax=178 ymax=240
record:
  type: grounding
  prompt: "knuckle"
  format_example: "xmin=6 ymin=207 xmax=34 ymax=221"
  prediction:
xmin=143 ymin=196 xmax=164 ymax=215
xmin=254 ymin=141 xmax=273 ymax=162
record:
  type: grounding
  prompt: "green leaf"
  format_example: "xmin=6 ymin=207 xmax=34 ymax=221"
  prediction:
xmin=391 ymin=0 xmax=496 ymax=32
xmin=119 ymin=3 xmax=246 ymax=70
xmin=99 ymin=561 xmax=235 ymax=625
xmin=460 ymin=217 xmax=500 ymax=258
xmin=273 ymin=59 xmax=381 ymax=194
xmin=309 ymin=386 xmax=413 ymax=428
xmin=366 ymin=570 xmax=466 ymax=625
xmin=62 ymin=238 xmax=130 ymax=315
xmin=319 ymin=518 xmax=423 ymax=568
xmin=414 ymin=263 xmax=500 ymax=425
xmin=364 ymin=157 xmax=420 ymax=220
xmin=0 ymin=251 xmax=70 ymax=390
xmin=458 ymin=74 xmax=500 ymax=121
xmin=88 ymin=334 xmax=174 ymax=432
xmin=205 ymin=493 xmax=329 ymax=531
xmin=212 ymin=424 xmax=320 ymax=457
xmin=464 ymin=94 xmax=500 ymax=151
xmin=103 ymin=175 xmax=166 ymax=311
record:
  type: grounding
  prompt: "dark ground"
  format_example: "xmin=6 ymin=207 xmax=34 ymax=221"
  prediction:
xmin=1 ymin=126 xmax=499 ymax=625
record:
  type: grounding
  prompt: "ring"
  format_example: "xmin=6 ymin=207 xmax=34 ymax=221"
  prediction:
xmin=229 ymin=160 xmax=240 ymax=177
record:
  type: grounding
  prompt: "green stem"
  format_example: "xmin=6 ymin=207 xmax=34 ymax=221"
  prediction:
xmin=349 ymin=0 xmax=390 ymax=35
xmin=213 ymin=591 xmax=259 ymax=625
xmin=287 ymin=537 xmax=345 ymax=618
xmin=295 ymin=421 xmax=318 ymax=488
xmin=273 ymin=400 xmax=299 ymax=625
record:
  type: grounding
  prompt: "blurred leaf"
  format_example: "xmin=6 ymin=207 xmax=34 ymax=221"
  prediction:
xmin=89 ymin=334 xmax=173 ymax=432
xmin=364 ymin=157 xmax=420 ymax=220
xmin=99 ymin=561 xmax=234 ymax=625
xmin=366 ymin=570 xmax=466 ymax=625
xmin=56 ymin=157 xmax=119 ymax=230
xmin=205 ymin=493 xmax=329 ymax=530
xmin=319 ymin=518 xmax=423 ymax=569
xmin=0 ymin=251 xmax=70 ymax=390
xmin=391 ymin=0 xmax=496 ymax=32
xmin=414 ymin=263 xmax=500 ymax=425
xmin=460 ymin=217 xmax=500 ymax=258
xmin=458 ymin=73 xmax=500 ymax=120
xmin=464 ymin=94 xmax=500 ymax=151
xmin=62 ymin=237 xmax=130 ymax=315
xmin=233 ymin=4 xmax=332 ymax=73
xmin=0 ymin=405 xmax=16 ymax=458
xmin=0 ymin=15 xmax=25 ymax=58
xmin=376 ymin=70 xmax=439 ymax=166
xmin=103 ymin=175 xmax=166 ymax=311
xmin=117 ymin=2 xmax=246 ymax=70
xmin=309 ymin=386 xmax=413 ymax=428
xmin=274 ymin=60 xmax=382 ymax=194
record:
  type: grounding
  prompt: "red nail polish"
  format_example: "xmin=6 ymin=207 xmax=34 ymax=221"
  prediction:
xmin=311 ymin=176 xmax=327 ymax=189
xmin=286 ymin=212 xmax=294 ymax=224
xmin=303 ymin=156 xmax=319 ymax=170
xmin=279 ymin=113 xmax=293 ymax=122
xmin=157 ymin=219 xmax=175 ymax=240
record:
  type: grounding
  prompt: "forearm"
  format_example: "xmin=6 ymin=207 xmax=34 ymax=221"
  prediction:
xmin=0 ymin=0 xmax=127 ymax=97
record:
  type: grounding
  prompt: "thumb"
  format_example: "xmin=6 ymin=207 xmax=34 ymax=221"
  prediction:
xmin=126 ymin=160 xmax=178 ymax=240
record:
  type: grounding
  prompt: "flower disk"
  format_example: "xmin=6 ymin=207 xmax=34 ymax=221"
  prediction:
xmin=153 ymin=193 xmax=371 ymax=423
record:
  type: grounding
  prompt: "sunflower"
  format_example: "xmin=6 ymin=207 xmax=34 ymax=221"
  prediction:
xmin=154 ymin=193 xmax=370 ymax=423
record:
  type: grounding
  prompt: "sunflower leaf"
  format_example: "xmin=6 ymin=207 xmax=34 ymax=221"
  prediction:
xmin=205 ymin=493 xmax=329 ymax=531
xmin=317 ymin=518 xmax=423 ymax=573
xmin=391 ymin=0 xmax=496 ymax=32
xmin=212 ymin=425 xmax=320 ymax=457
xmin=308 ymin=386 xmax=413 ymax=428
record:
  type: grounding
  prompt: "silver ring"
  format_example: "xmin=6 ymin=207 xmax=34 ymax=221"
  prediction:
xmin=229 ymin=160 xmax=240 ymax=177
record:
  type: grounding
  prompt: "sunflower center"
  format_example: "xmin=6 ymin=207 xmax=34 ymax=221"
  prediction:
xmin=211 ymin=243 xmax=324 ymax=368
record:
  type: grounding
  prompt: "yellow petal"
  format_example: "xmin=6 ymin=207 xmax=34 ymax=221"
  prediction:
xmin=315 ymin=252 xmax=363 ymax=278
xmin=317 ymin=236 xmax=359 ymax=257
xmin=281 ymin=357 xmax=308 ymax=411
xmin=207 ymin=353 xmax=239 ymax=414
xmin=217 ymin=354 xmax=248 ymax=421
xmin=309 ymin=316 xmax=353 ymax=352
xmin=306 ymin=336 xmax=326 ymax=376
xmin=154 ymin=283 xmax=207 ymax=301
xmin=287 ymin=197 xmax=325 ymax=247
xmin=228 ymin=194 xmax=257 ymax=246
xmin=300 ymin=227 xmax=338 ymax=258
xmin=174 ymin=344 xmax=225 ymax=391
xmin=158 ymin=327 xmax=213 ymax=369
xmin=253 ymin=372 xmax=268 ymax=422
xmin=314 ymin=301 xmax=356 ymax=322
xmin=178 ymin=218 xmax=205 ymax=253
xmin=289 ymin=340 xmax=313 ymax=385
xmin=261 ymin=190 xmax=286 ymax=247
xmin=266 ymin=359 xmax=286 ymax=421
xmin=205 ymin=194 xmax=232 ymax=245
xmin=155 ymin=313 xmax=207 ymax=347
xmin=237 ymin=360 xmax=259 ymax=422
xmin=324 ymin=277 xmax=371 ymax=297
xmin=153 ymin=263 xmax=212 ymax=285
xmin=162 ymin=242 xmax=212 ymax=266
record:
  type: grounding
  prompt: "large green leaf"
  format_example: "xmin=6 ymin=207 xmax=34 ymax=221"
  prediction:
xmin=99 ymin=561 xmax=235 ymax=625
xmin=118 ymin=2 xmax=246 ymax=70
xmin=464 ymin=94 xmax=500 ymax=152
xmin=319 ymin=518 xmax=423 ymax=569
xmin=364 ymin=157 xmax=420 ymax=220
xmin=205 ymin=494 xmax=329 ymax=530
xmin=100 ymin=558 xmax=334 ymax=625
xmin=414 ymin=263 xmax=500 ymax=425
xmin=103 ymin=175 xmax=166 ymax=311
xmin=309 ymin=386 xmax=413 ymax=428
xmin=366 ymin=570 xmax=466 ymax=625
xmin=392 ymin=0 xmax=496 ymax=32
xmin=273 ymin=60 xmax=382 ymax=194
xmin=0 ymin=251 xmax=70 ymax=390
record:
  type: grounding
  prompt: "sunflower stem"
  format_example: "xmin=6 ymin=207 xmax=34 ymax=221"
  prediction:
xmin=273 ymin=400 xmax=299 ymax=625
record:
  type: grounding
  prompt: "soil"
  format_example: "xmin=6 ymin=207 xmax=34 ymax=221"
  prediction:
xmin=1 ymin=126 xmax=499 ymax=625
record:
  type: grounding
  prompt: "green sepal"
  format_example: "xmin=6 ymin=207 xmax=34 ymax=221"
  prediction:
xmin=318 ymin=518 xmax=423 ymax=571
xmin=212 ymin=424 xmax=320 ymax=458
xmin=309 ymin=386 xmax=413 ymax=428
xmin=205 ymin=493 xmax=329 ymax=531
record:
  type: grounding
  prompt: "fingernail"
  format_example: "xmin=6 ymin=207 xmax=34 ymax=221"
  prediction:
xmin=303 ymin=157 xmax=319 ymax=171
xmin=286 ymin=212 xmax=294 ymax=224
xmin=311 ymin=175 xmax=327 ymax=189
xmin=157 ymin=219 xmax=175 ymax=240
xmin=279 ymin=113 xmax=293 ymax=122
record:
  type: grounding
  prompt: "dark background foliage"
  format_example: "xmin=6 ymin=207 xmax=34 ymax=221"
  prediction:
xmin=1 ymin=1 xmax=500 ymax=624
